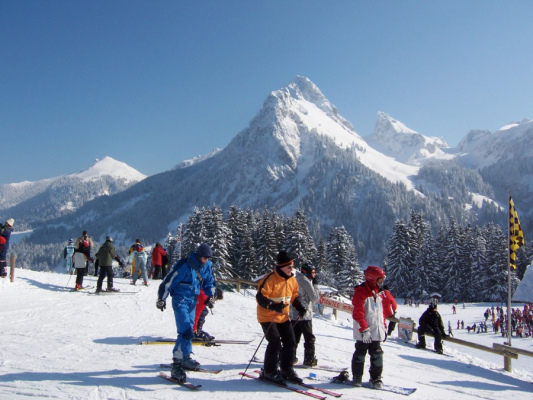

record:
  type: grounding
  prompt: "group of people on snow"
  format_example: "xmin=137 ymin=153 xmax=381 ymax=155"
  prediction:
xmin=63 ymin=233 xmax=170 ymax=292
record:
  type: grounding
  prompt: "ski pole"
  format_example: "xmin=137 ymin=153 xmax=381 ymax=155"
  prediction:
xmin=65 ymin=271 xmax=73 ymax=288
xmin=241 ymin=314 xmax=277 ymax=378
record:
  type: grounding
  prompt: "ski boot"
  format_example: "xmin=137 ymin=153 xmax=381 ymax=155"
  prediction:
xmin=281 ymin=367 xmax=303 ymax=384
xmin=176 ymin=356 xmax=201 ymax=371
xmin=303 ymin=357 xmax=318 ymax=367
xmin=352 ymin=375 xmax=363 ymax=387
xmin=106 ymin=287 xmax=120 ymax=292
xmin=142 ymin=281 xmax=149 ymax=287
xmin=332 ymin=370 xmax=350 ymax=384
xmin=260 ymin=369 xmax=286 ymax=385
xmin=170 ymin=360 xmax=187 ymax=383
xmin=370 ymin=377 xmax=384 ymax=390
xmin=194 ymin=330 xmax=215 ymax=341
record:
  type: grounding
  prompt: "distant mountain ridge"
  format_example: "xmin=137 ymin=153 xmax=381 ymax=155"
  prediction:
xmin=0 ymin=156 xmax=146 ymax=228
xmin=3 ymin=77 xmax=532 ymax=265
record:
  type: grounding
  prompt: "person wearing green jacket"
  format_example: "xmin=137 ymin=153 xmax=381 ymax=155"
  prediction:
xmin=95 ymin=237 xmax=122 ymax=293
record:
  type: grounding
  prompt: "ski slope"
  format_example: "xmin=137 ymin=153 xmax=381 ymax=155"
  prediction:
xmin=0 ymin=269 xmax=532 ymax=399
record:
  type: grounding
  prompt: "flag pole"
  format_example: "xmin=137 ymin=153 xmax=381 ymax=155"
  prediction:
xmin=507 ymin=191 xmax=512 ymax=348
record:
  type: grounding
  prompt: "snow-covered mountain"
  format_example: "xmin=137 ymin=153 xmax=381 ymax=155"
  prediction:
xmin=365 ymin=111 xmax=453 ymax=166
xmin=0 ymin=156 xmax=146 ymax=228
xmin=5 ymin=77 xmax=532 ymax=266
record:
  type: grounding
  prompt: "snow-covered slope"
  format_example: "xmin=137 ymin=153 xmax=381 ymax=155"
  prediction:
xmin=245 ymin=76 xmax=419 ymax=189
xmin=0 ymin=269 xmax=531 ymax=399
xmin=454 ymin=118 xmax=533 ymax=169
xmin=0 ymin=156 xmax=146 ymax=226
xmin=70 ymin=156 xmax=147 ymax=183
xmin=365 ymin=111 xmax=453 ymax=166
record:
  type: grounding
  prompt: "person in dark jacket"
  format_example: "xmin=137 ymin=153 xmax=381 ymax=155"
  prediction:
xmin=156 ymin=243 xmax=216 ymax=383
xmin=95 ymin=237 xmax=122 ymax=293
xmin=0 ymin=218 xmax=14 ymax=277
xmin=416 ymin=303 xmax=447 ymax=354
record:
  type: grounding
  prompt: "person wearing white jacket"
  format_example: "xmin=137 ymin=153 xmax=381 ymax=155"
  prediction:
xmin=350 ymin=266 xmax=386 ymax=389
xmin=290 ymin=264 xmax=320 ymax=366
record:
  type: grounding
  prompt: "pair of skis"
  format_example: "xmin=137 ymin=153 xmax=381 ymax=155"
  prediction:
xmin=159 ymin=364 xmax=222 ymax=390
xmin=141 ymin=339 xmax=253 ymax=346
xmin=238 ymin=370 xmax=342 ymax=399
xmin=159 ymin=365 xmax=342 ymax=398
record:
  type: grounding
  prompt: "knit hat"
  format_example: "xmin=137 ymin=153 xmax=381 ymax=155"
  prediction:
xmin=196 ymin=243 xmax=213 ymax=258
xmin=429 ymin=303 xmax=438 ymax=310
xmin=301 ymin=263 xmax=315 ymax=275
xmin=5 ymin=218 xmax=14 ymax=227
xmin=106 ymin=236 xmax=113 ymax=242
xmin=68 ymin=239 xmax=74 ymax=244
xmin=277 ymin=250 xmax=293 ymax=267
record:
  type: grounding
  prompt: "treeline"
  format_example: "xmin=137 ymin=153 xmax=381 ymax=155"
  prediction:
xmin=163 ymin=205 xmax=364 ymax=295
xmin=385 ymin=211 xmax=533 ymax=302
xmin=11 ymin=205 xmax=530 ymax=302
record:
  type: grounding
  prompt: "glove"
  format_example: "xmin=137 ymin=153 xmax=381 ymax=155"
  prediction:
xmin=269 ymin=302 xmax=285 ymax=313
xmin=204 ymin=296 xmax=215 ymax=309
xmin=361 ymin=329 xmax=372 ymax=343
xmin=156 ymin=299 xmax=166 ymax=312
xmin=292 ymin=297 xmax=307 ymax=318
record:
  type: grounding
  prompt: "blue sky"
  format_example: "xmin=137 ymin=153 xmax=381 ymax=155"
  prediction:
xmin=1 ymin=1 xmax=532 ymax=185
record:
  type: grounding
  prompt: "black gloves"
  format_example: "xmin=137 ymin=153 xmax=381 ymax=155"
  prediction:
xmin=205 ymin=296 xmax=215 ymax=309
xmin=268 ymin=302 xmax=285 ymax=313
xmin=292 ymin=297 xmax=307 ymax=317
xmin=156 ymin=299 xmax=166 ymax=312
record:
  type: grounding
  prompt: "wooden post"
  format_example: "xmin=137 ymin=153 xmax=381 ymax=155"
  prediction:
xmin=9 ymin=254 xmax=15 ymax=282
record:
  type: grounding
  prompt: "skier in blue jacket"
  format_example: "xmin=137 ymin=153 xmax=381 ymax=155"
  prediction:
xmin=156 ymin=243 xmax=216 ymax=383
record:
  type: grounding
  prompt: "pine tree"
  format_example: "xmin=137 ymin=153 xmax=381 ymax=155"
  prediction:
xmin=255 ymin=209 xmax=278 ymax=276
xmin=482 ymin=223 xmax=508 ymax=301
xmin=385 ymin=220 xmax=414 ymax=298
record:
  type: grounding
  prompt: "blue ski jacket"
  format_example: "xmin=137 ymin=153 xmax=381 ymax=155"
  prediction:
xmin=157 ymin=252 xmax=215 ymax=302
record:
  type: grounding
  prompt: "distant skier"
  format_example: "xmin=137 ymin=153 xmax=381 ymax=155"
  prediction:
xmin=129 ymin=241 xmax=149 ymax=286
xmin=73 ymin=230 xmax=94 ymax=290
xmin=0 ymin=218 xmax=14 ymax=277
xmin=156 ymin=243 xmax=216 ymax=383
xmin=416 ymin=303 xmax=447 ymax=354
xmin=350 ymin=265 xmax=387 ymax=389
xmin=63 ymin=239 xmax=75 ymax=274
xmin=95 ymin=236 xmax=122 ymax=293
xmin=151 ymin=242 xmax=167 ymax=280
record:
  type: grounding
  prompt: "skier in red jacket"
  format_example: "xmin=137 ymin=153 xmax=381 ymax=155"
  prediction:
xmin=351 ymin=266 xmax=387 ymax=389
xmin=380 ymin=285 xmax=398 ymax=337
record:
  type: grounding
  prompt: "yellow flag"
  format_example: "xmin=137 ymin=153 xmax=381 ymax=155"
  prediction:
xmin=509 ymin=196 xmax=524 ymax=269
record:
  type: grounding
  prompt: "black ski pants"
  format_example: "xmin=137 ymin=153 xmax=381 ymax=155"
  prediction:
xmin=352 ymin=340 xmax=383 ymax=381
xmin=260 ymin=320 xmax=296 ymax=375
xmin=417 ymin=324 xmax=443 ymax=351
xmin=96 ymin=265 xmax=114 ymax=291
xmin=292 ymin=319 xmax=316 ymax=361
